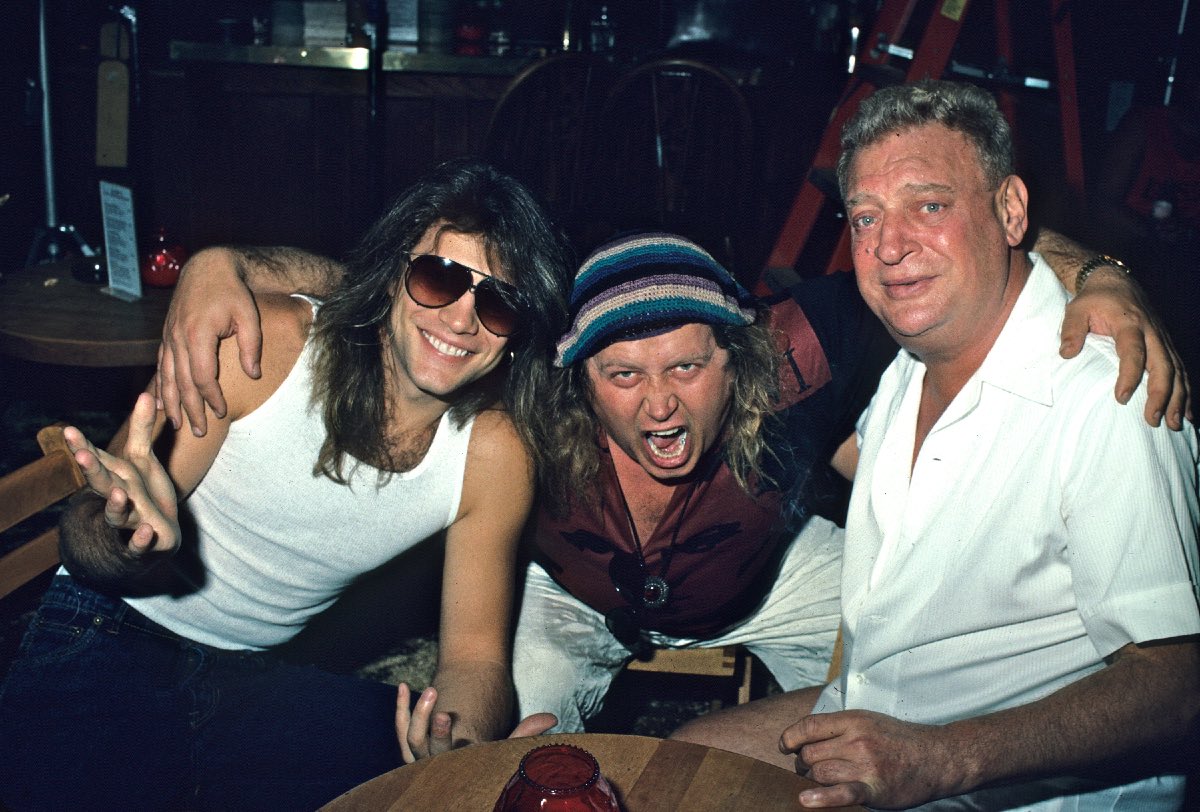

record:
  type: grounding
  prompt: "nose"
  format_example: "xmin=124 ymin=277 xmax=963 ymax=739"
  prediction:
xmin=873 ymin=217 xmax=916 ymax=266
xmin=642 ymin=379 xmax=679 ymax=421
xmin=438 ymin=290 xmax=481 ymax=335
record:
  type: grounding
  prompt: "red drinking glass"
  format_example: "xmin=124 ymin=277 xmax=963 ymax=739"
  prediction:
xmin=493 ymin=744 xmax=622 ymax=811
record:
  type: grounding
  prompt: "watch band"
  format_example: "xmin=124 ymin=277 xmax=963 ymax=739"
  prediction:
xmin=1075 ymin=254 xmax=1131 ymax=294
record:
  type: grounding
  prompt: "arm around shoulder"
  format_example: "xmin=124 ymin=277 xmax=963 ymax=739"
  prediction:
xmin=1034 ymin=227 xmax=1191 ymax=427
xmin=159 ymin=246 xmax=342 ymax=434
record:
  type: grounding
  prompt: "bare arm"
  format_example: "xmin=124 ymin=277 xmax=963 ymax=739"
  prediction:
xmin=64 ymin=295 xmax=310 ymax=593
xmin=157 ymin=246 xmax=344 ymax=435
xmin=1034 ymin=227 xmax=1189 ymax=428
xmin=829 ymin=433 xmax=858 ymax=481
xmin=671 ymin=685 xmax=826 ymax=768
xmin=395 ymin=410 xmax=536 ymax=761
xmin=782 ymin=638 xmax=1200 ymax=809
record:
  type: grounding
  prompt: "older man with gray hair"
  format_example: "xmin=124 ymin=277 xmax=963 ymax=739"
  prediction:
xmin=673 ymin=80 xmax=1200 ymax=811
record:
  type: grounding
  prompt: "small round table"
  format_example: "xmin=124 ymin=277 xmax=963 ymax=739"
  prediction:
xmin=319 ymin=733 xmax=864 ymax=811
xmin=0 ymin=262 xmax=171 ymax=367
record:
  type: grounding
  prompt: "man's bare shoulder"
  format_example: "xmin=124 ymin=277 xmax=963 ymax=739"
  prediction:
xmin=461 ymin=408 xmax=533 ymax=495
xmin=220 ymin=294 xmax=313 ymax=420
xmin=466 ymin=408 xmax=527 ymax=463
xmin=454 ymin=406 xmax=535 ymax=533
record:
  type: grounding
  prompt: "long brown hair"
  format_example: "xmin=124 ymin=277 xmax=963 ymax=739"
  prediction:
xmin=310 ymin=159 xmax=571 ymax=483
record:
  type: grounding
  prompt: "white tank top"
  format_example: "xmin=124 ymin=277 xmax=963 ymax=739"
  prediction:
xmin=127 ymin=332 xmax=474 ymax=649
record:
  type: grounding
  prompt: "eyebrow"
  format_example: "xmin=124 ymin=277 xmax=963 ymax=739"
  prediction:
xmin=846 ymin=182 xmax=955 ymax=209
xmin=593 ymin=348 xmax=715 ymax=373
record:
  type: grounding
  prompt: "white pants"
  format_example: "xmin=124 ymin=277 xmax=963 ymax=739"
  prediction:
xmin=512 ymin=515 xmax=844 ymax=732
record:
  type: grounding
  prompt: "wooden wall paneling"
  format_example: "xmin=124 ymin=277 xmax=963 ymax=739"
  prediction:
xmin=154 ymin=64 xmax=513 ymax=259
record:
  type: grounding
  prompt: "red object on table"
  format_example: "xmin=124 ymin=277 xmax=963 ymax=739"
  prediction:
xmin=317 ymin=733 xmax=865 ymax=810
xmin=141 ymin=228 xmax=188 ymax=288
xmin=494 ymin=744 xmax=620 ymax=811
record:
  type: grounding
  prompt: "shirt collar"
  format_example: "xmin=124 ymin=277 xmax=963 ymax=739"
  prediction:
xmin=971 ymin=252 xmax=1065 ymax=407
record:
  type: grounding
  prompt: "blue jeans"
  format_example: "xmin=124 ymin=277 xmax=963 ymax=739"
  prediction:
xmin=0 ymin=576 xmax=402 ymax=811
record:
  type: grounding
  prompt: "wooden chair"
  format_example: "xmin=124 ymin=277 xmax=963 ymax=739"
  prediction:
xmin=624 ymin=624 xmax=844 ymax=711
xmin=0 ymin=425 xmax=85 ymax=601
xmin=588 ymin=58 xmax=755 ymax=277
xmin=482 ymin=52 xmax=618 ymax=252
xmin=625 ymin=645 xmax=754 ymax=707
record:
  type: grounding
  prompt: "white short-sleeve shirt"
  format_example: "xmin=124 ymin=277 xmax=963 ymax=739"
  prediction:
xmin=815 ymin=255 xmax=1200 ymax=809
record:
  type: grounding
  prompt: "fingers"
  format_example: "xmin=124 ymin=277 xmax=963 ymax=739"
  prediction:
xmin=124 ymin=393 xmax=160 ymax=459
xmin=1141 ymin=352 xmax=1172 ymax=428
xmin=188 ymin=297 xmax=265 ymax=429
xmin=780 ymin=717 xmax=819 ymax=755
xmin=128 ymin=522 xmax=158 ymax=554
xmin=1138 ymin=322 xmax=1192 ymax=430
xmin=1158 ymin=338 xmax=1190 ymax=430
xmin=396 ymin=684 xmax=416 ymax=763
xmin=1110 ymin=324 xmax=1148 ymax=409
xmin=1172 ymin=363 xmax=1192 ymax=427
xmin=65 ymin=426 xmax=117 ymax=496
xmin=234 ymin=314 xmax=264 ymax=381
xmin=400 ymin=685 xmax=439 ymax=762
xmin=178 ymin=334 xmax=221 ymax=437
xmin=1057 ymin=306 xmax=1087 ymax=360
xmin=154 ymin=342 xmax=168 ymax=413
xmin=509 ymin=713 xmax=557 ymax=739
xmin=798 ymin=780 xmax=871 ymax=809
xmin=101 ymin=486 xmax=137 ymax=528
xmin=428 ymin=711 xmax=453 ymax=757
xmin=158 ymin=317 xmax=180 ymax=427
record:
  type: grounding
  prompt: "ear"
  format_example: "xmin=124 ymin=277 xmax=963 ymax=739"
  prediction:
xmin=995 ymin=175 xmax=1029 ymax=247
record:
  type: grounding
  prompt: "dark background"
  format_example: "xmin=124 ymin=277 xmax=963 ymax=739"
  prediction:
xmin=1 ymin=0 xmax=1195 ymax=279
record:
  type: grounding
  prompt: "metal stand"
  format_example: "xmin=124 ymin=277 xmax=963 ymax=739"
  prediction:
xmin=27 ymin=0 xmax=96 ymax=266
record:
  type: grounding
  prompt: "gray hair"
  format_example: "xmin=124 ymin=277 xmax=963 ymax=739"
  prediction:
xmin=836 ymin=80 xmax=1014 ymax=199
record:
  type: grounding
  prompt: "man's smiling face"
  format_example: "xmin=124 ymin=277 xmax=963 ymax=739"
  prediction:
xmin=385 ymin=227 xmax=511 ymax=405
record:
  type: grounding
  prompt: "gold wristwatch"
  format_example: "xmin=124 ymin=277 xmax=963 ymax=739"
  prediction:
xmin=1075 ymin=254 xmax=1131 ymax=293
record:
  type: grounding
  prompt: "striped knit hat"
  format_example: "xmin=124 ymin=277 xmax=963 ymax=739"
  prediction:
xmin=554 ymin=232 xmax=757 ymax=367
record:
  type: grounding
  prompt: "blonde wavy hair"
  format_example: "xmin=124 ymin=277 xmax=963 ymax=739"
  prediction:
xmin=534 ymin=315 xmax=780 ymax=516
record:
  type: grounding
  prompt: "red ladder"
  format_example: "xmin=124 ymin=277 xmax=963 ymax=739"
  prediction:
xmin=757 ymin=0 xmax=1084 ymax=293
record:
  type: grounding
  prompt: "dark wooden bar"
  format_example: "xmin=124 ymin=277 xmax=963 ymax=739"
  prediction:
xmin=143 ymin=45 xmax=529 ymax=260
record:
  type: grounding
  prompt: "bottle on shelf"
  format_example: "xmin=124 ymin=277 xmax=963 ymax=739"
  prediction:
xmin=588 ymin=4 xmax=615 ymax=55
xmin=486 ymin=0 xmax=511 ymax=56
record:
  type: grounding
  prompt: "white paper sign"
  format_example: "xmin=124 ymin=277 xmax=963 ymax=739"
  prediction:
xmin=98 ymin=180 xmax=142 ymax=300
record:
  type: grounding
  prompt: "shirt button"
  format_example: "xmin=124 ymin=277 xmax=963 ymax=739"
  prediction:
xmin=853 ymin=672 xmax=868 ymax=686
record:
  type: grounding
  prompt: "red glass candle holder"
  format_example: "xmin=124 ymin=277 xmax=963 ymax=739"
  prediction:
xmin=141 ymin=228 xmax=188 ymax=288
xmin=494 ymin=744 xmax=621 ymax=811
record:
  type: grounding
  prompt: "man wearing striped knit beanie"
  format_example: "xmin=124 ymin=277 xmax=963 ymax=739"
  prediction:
xmin=513 ymin=230 xmax=897 ymax=732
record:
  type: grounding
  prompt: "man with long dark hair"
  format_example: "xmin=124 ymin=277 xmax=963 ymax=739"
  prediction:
xmin=0 ymin=159 xmax=569 ymax=810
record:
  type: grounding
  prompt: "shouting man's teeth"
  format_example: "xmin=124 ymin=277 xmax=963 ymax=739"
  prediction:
xmin=423 ymin=330 xmax=470 ymax=357
xmin=646 ymin=427 xmax=687 ymax=460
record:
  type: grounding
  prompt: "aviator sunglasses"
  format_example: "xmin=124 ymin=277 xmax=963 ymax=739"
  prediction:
xmin=402 ymin=252 xmax=523 ymax=336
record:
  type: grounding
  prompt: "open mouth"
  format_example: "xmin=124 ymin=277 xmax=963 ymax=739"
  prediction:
xmin=422 ymin=330 xmax=471 ymax=358
xmin=645 ymin=427 xmax=688 ymax=461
